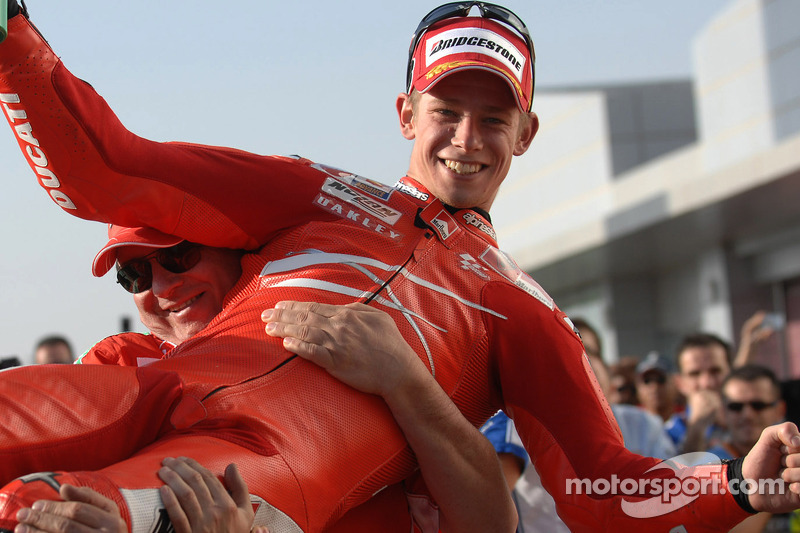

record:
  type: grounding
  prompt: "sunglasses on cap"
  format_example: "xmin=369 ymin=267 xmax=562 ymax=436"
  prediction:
xmin=725 ymin=400 xmax=778 ymax=413
xmin=406 ymin=1 xmax=536 ymax=105
xmin=116 ymin=242 xmax=202 ymax=294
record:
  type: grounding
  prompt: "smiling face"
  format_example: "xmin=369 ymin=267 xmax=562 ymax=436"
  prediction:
xmin=397 ymin=70 xmax=538 ymax=211
xmin=117 ymin=245 xmax=243 ymax=345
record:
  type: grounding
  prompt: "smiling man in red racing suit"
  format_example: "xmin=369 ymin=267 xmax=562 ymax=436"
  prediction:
xmin=1 ymin=3 xmax=800 ymax=533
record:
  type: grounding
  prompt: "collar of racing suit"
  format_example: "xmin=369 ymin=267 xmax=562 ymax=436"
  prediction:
xmin=395 ymin=176 xmax=498 ymax=248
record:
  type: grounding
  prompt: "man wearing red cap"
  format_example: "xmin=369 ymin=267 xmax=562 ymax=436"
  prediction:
xmin=2 ymin=2 xmax=800 ymax=533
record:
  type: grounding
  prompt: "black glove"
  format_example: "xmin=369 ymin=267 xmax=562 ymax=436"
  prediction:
xmin=7 ymin=0 xmax=29 ymax=20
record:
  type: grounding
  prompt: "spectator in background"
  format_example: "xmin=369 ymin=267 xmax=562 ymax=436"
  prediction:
xmin=568 ymin=319 xmax=637 ymax=406
xmin=571 ymin=319 xmax=675 ymax=457
xmin=708 ymin=364 xmax=795 ymax=533
xmin=33 ymin=335 xmax=74 ymax=365
xmin=609 ymin=356 xmax=640 ymax=406
xmin=666 ymin=332 xmax=732 ymax=453
xmin=709 ymin=364 xmax=786 ymax=460
xmin=569 ymin=317 xmax=602 ymax=359
xmin=635 ymin=351 xmax=679 ymax=422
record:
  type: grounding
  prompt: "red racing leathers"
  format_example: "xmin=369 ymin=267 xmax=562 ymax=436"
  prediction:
xmin=0 ymin=13 xmax=752 ymax=533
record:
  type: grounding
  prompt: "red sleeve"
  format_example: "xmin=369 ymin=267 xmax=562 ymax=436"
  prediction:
xmin=485 ymin=283 xmax=751 ymax=531
xmin=76 ymin=333 xmax=164 ymax=367
xmin=0 ymin=15 xmax=335 ymax=249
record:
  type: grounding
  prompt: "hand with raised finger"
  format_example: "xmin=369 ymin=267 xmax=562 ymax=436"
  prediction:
xmin=158 ymin=457 xmax=254 ymax=533
xmin=15 ymin=484 xmax=126 ymax=533
xmin=262 ymin=300 xmax=428 ymax=398
xmin=742 ymin=422 xmax=800 ymax=514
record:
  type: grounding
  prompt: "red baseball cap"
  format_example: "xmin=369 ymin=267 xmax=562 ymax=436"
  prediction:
xmin=92 ymin=225 xmax=183 ymax=277
xmin=407 ymin=16 xmax=534 ymax=112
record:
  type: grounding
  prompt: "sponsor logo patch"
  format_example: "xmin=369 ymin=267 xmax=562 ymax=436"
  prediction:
xmin=462 ymin=212 xmax=496 ymax=240
xmin=314 ymin=193 xmax=404 ymax=241
xmin=430 ymin=209 xmax=458 ymax=241
xmin=321 ymin=178 xmax=402 ymax=225
xmin=311 ymin=163 xmax=394 ymax=200
xmin=346 ymin=175 xmax=394 ymax=201
xmin=394 ymin=181 xmax=430 ymax=202
xmin=459 ymin=253 xmax=491 ymax=280
xmin=425 ymin=28 xmax=526 ymax=82
xmin=480 ymin=247 xmax=554 ymax=310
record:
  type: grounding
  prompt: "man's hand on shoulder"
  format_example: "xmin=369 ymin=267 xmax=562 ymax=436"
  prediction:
xmin=262 ymin=301 xmax=426 ymax=399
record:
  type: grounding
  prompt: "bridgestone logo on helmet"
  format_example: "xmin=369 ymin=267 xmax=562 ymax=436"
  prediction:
xmin=425 ymin=28 xmax=526 ymax=82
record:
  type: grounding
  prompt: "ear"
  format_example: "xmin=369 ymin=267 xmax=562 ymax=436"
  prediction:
xmin=396 ymin=93 xmax=416 ymax=140
xmin=513 ymin=111 xmax=539 ymax=156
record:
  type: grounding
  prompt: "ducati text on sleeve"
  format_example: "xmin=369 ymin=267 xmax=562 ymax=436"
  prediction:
xmin=0 ymin=93 xmax=77 ymax=210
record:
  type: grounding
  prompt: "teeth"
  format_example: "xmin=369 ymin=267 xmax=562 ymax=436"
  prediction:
xmin=169 ymin=295 xmax=200 ymax=313
xmin=445 ymin=160 xmax=482 ymax=175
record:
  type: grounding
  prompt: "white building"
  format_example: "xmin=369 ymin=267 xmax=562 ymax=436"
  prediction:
xmin=492 ymin=0 xmax=800 ymax=378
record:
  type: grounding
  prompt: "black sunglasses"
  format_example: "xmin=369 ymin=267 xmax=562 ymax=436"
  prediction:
xmin=725 ymin=400 xmax=777 ymax=413
xmin=406 ymin=1 xmax=535 ymax=107
xmin=116 ymin=242 xmax=202 ymax=294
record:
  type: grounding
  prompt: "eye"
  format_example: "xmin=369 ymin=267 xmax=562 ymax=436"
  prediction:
xmin=435 ymin=108 xmax=458 ymax=117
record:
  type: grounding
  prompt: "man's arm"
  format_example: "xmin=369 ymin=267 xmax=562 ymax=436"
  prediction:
xmin=733 ymin=311 xmax=776 ymax=368
xmin=262 ymin=301 xmax=518 ymax=533
xmin=266 ymin=300 xmax=800 ymax=531
xmin=0 ymin=6 xmax=333 ymax=250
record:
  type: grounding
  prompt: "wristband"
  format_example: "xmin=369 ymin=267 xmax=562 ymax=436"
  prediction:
xmin=7 ymin=0 xmax=27 ymax=19
xmin=725 ymin=457 xmax=758 ymax=514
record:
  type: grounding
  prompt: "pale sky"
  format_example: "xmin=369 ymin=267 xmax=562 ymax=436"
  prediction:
xmin=0 ymin=0 xmax=731 ymax=363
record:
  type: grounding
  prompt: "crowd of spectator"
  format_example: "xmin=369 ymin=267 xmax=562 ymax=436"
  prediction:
xmin=482 ymin=310 xmax=799 ymax=532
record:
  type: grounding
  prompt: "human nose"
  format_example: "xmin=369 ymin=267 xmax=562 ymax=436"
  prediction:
xmin=698 ymin=373 xmax=716 ymax=391
xmin=150 ymin=261 xmax=184 ymax=297
xmin=452 ymin=117 xmax=483 ymax=152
